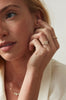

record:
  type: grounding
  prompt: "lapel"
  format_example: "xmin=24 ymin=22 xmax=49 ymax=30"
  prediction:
xmin=0 ymin=58 xmax=52 ymax=100
xmin=38 ymin=60 xmax=52 ymax=100
xmin=0 ymin=59 xmax=6 ymax=100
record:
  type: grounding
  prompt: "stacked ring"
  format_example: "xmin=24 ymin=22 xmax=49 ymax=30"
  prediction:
xmin=42 ymin=41 xmax=49 ymax=45
xmin=52 ymin=36 xmax=57 ymax=39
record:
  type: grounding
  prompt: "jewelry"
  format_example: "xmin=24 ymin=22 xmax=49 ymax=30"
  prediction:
xmin=52 ymin=36 xmax=57 ymax=39
xmin=43 ymin=41 xmax=49 ymax=45
xmin=10 ymin=87 xmax=20 ymax=96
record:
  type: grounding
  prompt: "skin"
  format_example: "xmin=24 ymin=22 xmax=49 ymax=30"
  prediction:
xmin=0 ymin=0 xmax=60 ymax=100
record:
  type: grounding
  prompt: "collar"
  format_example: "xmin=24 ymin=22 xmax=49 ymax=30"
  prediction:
xmin=38 ymin=60 xmax=52 ymax=100
xmin=0 ymin=60 xmax=6 ymax=100
xmin=0 ymin=58 xmax=52 ymax=100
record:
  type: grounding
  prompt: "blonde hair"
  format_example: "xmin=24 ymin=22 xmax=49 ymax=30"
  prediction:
xmin=24 ymin=0 xmax=50 ymax=24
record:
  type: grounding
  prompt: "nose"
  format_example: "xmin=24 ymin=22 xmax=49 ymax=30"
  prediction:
xmin=0 ymin=20 xmax=8 ymax=38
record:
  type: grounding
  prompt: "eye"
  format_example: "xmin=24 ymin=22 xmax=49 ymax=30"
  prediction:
xmin=6 ymin=12 xmax=16 ymax=19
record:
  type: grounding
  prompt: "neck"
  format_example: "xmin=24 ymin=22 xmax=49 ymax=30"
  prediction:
xmin=5 ymin=54 xmax=30 ymax=89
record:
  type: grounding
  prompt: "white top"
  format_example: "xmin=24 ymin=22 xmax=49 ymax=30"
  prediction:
xmin=0 ymin=59 xmax=66 ymax=100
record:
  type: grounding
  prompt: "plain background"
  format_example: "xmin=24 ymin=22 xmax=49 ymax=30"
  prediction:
xmin=41 ymin=0 xmax=66 ymax=64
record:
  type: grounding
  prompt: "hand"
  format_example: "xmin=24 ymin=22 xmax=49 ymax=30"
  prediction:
xmin=18 ymin=20 xmax=59 ymax=100
xmin=27 ymin=19 xmax=60 ymax=72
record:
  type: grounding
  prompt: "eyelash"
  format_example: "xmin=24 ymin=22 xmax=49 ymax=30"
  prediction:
xmin=6 ymin=11 xmax=17 ymax=19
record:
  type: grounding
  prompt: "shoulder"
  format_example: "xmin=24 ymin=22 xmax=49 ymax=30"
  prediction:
xmin=42 ymin=59 xmax=66 ymax=84
xmin=49 ymin=59 xmax=66 ymax=100
xmin=38 ymin=59 xmax=66 ymax=100
xmin=51 ymin=59 xmax=66 ymax=81
xmin=51 ymin=59 xmax=66 ymax=69
xmin=0 ymin=59 xmax=6 ymax=100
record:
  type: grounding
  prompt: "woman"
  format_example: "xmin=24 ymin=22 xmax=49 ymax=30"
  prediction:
xmin=0 ymin=0 xmax=66 ymax=100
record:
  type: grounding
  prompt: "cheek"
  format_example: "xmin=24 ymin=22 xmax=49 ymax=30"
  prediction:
xmin=9 ymin=19 xmax=34 ymax=38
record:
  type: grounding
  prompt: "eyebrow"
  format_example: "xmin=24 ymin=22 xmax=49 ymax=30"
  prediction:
xmin=0 ymin=5 xmax=20 ymax=13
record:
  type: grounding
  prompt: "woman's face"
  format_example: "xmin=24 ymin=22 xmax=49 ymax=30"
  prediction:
xmin=0 ymin=0 xmax=35 ymax=61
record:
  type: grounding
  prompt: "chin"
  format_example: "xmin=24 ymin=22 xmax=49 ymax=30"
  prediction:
xmin=0 ymin=52 xmax=27 ymax=62
xmin=0 ymin=53 xmax=18 ymax=62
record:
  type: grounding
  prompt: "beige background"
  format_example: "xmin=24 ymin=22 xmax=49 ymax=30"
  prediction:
xmin=41 ymin=0 xmax=66 ymax=64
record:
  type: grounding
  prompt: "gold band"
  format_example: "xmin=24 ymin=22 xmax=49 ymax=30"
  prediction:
xmin=43 ymin=41 xmax=49 ymax=45
xmin=52 ymin=36 xmax=57 ymax=39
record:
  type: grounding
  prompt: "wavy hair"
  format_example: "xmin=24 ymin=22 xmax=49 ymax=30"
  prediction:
xmin=24 ymin=0 xmax=50 ymax=24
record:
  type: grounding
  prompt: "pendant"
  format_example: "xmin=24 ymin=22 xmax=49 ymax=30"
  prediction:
xmin=14 ymin=92 xmax=19 ymax=96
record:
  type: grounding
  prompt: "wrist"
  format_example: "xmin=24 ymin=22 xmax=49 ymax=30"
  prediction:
xmin=26 ymin=65 xmax=44 ymax=80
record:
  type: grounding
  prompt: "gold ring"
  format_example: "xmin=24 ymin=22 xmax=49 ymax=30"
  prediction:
xmin=43 ymin=41 xmax=49 ymax=45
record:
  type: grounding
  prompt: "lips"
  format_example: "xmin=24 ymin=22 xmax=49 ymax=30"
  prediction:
xmin=0 ymin=41 xmax=16 ymax=48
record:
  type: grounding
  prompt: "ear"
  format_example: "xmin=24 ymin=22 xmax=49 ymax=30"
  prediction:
xmin=33 ymin=11 xmax=42 ymax=29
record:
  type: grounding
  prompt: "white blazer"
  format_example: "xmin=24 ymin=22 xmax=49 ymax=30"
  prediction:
xmin=0 ymin=59 xmax=66 ymax=100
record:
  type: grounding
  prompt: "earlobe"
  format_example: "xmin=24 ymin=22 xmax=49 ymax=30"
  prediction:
xmin=34 ymin=20 xmax=40 ymax=32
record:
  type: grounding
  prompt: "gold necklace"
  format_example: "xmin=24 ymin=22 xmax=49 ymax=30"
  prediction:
xmin=9 ymin=87 xmax=20 ymax=96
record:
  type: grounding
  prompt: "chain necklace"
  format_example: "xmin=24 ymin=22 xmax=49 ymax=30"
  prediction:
xmin=9 ymin=87 xmax=20 ymax=96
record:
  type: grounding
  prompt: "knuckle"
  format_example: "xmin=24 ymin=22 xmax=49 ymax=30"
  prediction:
xmin=52 ymin=46 xmax=56 ymax=52
xmin=31 ymin=39 xmax=37 ymax=44
xmin=44 ymin=27 xmax=54 ymax=33
xmin=41 ymin=48 xmax=48 ymax=55
xmin=47 ymin=47 xmax=51 ymax=52
xmin=39 ymin=32 xmax=44 ymax=36
xmin=37 ymin=48 xmax=46 ymax=56
xmin=33 ymin=39 xmax=37 ymax=42
xmin=41 ymin=49 xmax=45 ymax=54
xmin=44 ymin=28 xmax=48 ymax=32
xmin=57 ymin=43 xmax=60 ymax=49
xmin=44 ymin=28 xmax=52 ymax=34
xmin=54 ymin=43 xmax=60 ymax=51
xmin=53 ymin=47 xmax=57 ymax=53
xmin=49 ymin=27 xmax=54 ymax=32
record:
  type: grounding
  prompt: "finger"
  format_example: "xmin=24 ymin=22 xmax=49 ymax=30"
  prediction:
xmin=35 ymin=28 xmax=57 ymax=52
xmin=31 ymin=32 xmax=50 ymax=51
xmin=29 ymin=38 xmax=49 ymax=57
xmin=50 ymin=29 xmax=60 ymax=49
xmin=29 ymin=39 xmax=42 ymax=51
xmin=38 ymin=32 xmax=50 ymax=51
xmin=37 ymin=19 xmax=51 ymax=29
xmin=37 ymin=19 xmax=60 ymax=49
